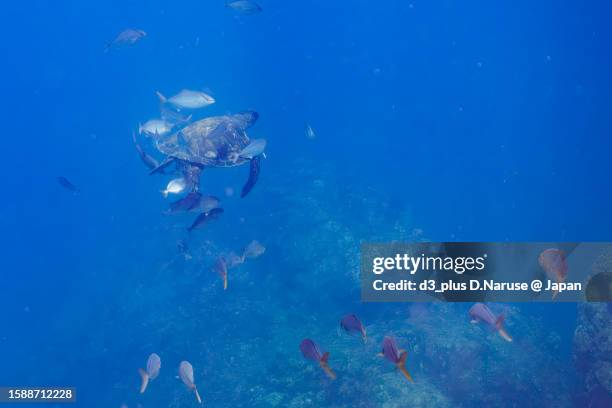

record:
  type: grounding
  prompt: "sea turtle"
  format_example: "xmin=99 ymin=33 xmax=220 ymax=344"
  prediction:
xmin=148 ymin=111 xmax=262 ymax=198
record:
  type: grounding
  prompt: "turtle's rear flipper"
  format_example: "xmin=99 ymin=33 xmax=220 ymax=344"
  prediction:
xmin=241 ymin=156 xmax=261 ymax=198
xmin=149 ymin=157 xmax=175 ymax=175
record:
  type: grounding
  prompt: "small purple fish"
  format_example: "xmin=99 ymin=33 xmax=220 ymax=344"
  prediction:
xmin=380 ymin=336 xmax=401 ymax=364
xmin=469 ymin=303 xmax=512 ymax=342
xmin=299 ymin=339 xmax=336 ymax=380
xmin=379 ymin=336 xmax=413 ymax=383
xmin=340 ymin=314 xmax=367 ymax=342
xmin=241 ymin=240 xmax=265 ymax=261
xmin=213 ymin=257 xmax=228 ymax=290
xmin=57 ymin=176 xmax=79 ymax=193
xmin=538 ymin=248 xmax=568 ymax=300
xmin=178 ymin=361 xmax=202 ymax=404
xmin=187 ymin=207 xmax=224 ymax=233
xmin=138 ymin=353 xmax=161 ymax=393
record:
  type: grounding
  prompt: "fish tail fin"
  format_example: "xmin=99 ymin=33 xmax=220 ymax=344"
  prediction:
xmin=138 ymin=123 xmax=143 ymax=135
xmin=138 ymin=368 xmax=149 ymax=393
xmin=241 ymin=156 xmax=261 ymax=198
xmin=319 ymin=354 xmax=336 ymax=380
xmin=398 ymin=351 xmax=414 ymax=383
xmin=399 ymin=366 xmax=414 ymax=383
xmin=149 ymin=157 xmax=174 ymax=175
xmin=362 ymin=328 xmax=368 ymax=343
xmin=223 ymin=274 xmax=228 ymax=290
xmin=495 ymin=315 xmax=506 ymax=330
xmin=498 ymin=327 xmax=513 ymax=342
xmin=321 ymin=351 xmax=330 ymax=363
xmin=193 ymin=386 xmax=202 ymax=404
xmin=156 ymin=91 xmax=167 ymax=104
xmin=321 ymin=364 xmax=336 ymax=380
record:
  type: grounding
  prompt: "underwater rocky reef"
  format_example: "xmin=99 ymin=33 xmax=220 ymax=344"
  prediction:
xmin=574 ymin=303 xmax=612 ymax=407
xmin=26 ymin=159 xmax=609 ymax=407
xmin=573 ymin=249 xmax=612 ymax=407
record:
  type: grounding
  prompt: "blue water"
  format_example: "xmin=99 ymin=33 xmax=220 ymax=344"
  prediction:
xmin=1 ymin=1 xmax=611 ymax=407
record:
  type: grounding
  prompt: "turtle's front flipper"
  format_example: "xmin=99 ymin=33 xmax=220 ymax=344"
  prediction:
xmin=149 ymin=157 xmax=176 ymax=175
xmin=241 ymin=156 xmax=261 ymax=198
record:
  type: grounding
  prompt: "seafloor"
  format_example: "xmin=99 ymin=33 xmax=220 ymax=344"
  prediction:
xmin=36 ymin=160 xmax=612 ymax=407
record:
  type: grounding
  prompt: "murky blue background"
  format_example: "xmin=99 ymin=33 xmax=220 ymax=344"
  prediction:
xmin=1 ymin=1 xmax=611 ymax=407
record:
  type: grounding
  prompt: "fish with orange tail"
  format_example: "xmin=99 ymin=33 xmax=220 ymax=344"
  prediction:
xmin=138 ymin=353 xmax=161 ymax=393
xmin=213 ymin=257 xmax=228 ymax=290
xmin=299 ymin=339 xmax=336 ymax=380
xmin=538 ymin=248 xmax=568 ymax=300
xmin=378 ymin=336 xmax=414 ymax=383
xmin=179 ymin=361 xmax=202 ymax=404
xmin=469 ymin=303 xmax=512 ymax=342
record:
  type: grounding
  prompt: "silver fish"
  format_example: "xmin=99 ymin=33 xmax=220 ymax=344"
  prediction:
xmin=305 ymin=122 xmax=316 ymax=139
xmin=191 ymin=195 xmax=221 ymax=213
xmin=156 ymin=89 xmax=215 ymax=110
xmin=161 ymin=178 xmax=187 ymax=198
xmin=187 ymin=207 xmax=224 ymax=233
xmin=226 ymin=0 xmax=263 ymax=15
xmin=132 ymin=131 xmax=161 ymax=171
xmin=239 ymin=138 xmax=266 ymax=159
xmin=105 ymin=29 xmax=146 ymax=51
xmin=139 ymin=119 xmax=173 ymax=137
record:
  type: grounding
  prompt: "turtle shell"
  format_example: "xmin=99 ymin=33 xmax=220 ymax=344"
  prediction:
xmin=154 ymin=111 xmax=259 ymax=167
